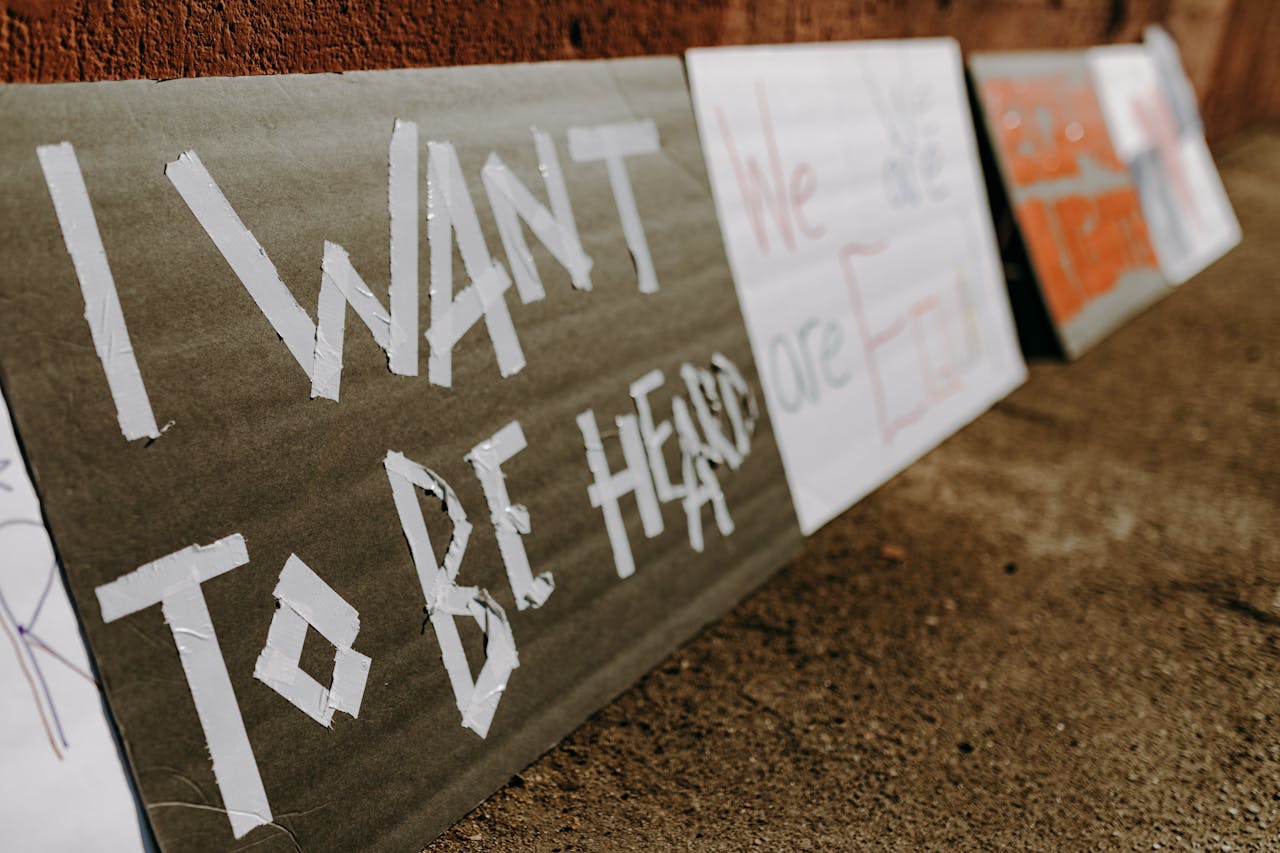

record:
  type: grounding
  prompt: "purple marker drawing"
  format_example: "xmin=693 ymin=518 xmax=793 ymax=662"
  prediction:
xmin=0 ymin=518 xmax=97 ymax=760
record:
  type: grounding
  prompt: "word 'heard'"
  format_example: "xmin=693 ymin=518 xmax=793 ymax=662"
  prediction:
xmin=92 ymin=350 xmax=757 ymax=839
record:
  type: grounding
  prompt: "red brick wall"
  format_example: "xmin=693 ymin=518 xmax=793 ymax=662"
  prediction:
xmin=0 ymin=1 xmax=1266 ymax=141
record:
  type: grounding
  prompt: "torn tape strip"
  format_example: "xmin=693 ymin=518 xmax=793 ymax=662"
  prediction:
xmin=315 ymin=120 xmax=420 ymax=401
xmin=482 ymin=127 xmax=593 ymax=301
xmin=384 ymin=450 xmax=517 ymax=738
xmin=576 ymin=409 xmax=663 ymax=579
xmin=96 ymin=535 xmax=270 ymax=839
xmin=163 ymin=582 xmax=272 ymax=839
xmin=36 ymin=142 xmax=161 ymax=441
xmin=465 ymin=420 xmax=554 ymax=611
xmin=329 ymin=647 xmax=372 ymax=717
xmin=172 ymin=124 xmax=419 ymax=403
xmin=256 ymin=605 xmax=308 ymax=683
xmin=619 ymin=414 xmax=664 ymax=540
xmin=384 ymin=450 xmax=471 ymax=594
xmin=681 ymin=363 xmax=743 ymax=470
xmin=425 ymin=141 xmax=525 ymax=387
xmin=672 ymin=396 xmax=734 ymax=553
xmin=459 ymin=587 xmax=518 ymax=736
xmin=388 ymin=118 xmax=420 ymax=376
xmin=630 ymin=369 xmax=685 ymax=503
xmin=271 ymin=554 xmax=359 ymax=648
xmin=312 ymin=241 xmax=394 ymax=400
xmin=254 ymin=605 xmax=331 ymax=725
xmin=711 ymin=352 xmax=756 ymax=457
xmin=254 ymin=554 xmax=369 ymax=727
xmin=97 ymin=534 xmax=250 ymax=621
xmin=166 ymin=150 xmax=317 ymax=376
xmin=532 ymin=127 xmax=593 ymax=291
xmin=567 ymin=120 xmax=661 ymax=294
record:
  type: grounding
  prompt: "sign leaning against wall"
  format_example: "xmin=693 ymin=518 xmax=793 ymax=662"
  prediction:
xmin=1088 ymin=28 xmax=1240 ymax=285
xmin=687 ymin=38 xmax=1026 ymax=534
xmin=0 ymin=58 xmax=802 ymax=850
xmin=970 ymin=51 xmax=1168 ymax=359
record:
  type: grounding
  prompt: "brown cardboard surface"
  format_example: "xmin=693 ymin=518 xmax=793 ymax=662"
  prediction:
xmin=0 ymin=58 xmax=801 ymax=851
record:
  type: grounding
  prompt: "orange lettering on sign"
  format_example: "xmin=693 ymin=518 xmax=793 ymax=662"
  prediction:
xmin=1015 ymin=188 xmax=1157 ymax=324
xmin=983 ymin=71 xmax=1158 ymax=324
xmin=982 ymin=75 xmax=1123 ymax=187
xmin=1018 ymin=198 xmax=1081 ymax=321
xmin=1096 ymin=186 xmax=1158 ymax=271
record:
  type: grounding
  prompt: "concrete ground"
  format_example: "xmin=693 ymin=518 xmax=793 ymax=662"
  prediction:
xmin=428 ymin=130 xmax=1279 ymax=851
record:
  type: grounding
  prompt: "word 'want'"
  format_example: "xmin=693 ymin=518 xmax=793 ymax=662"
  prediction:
xmin=38 ymin=119 xmax=663 ymax=441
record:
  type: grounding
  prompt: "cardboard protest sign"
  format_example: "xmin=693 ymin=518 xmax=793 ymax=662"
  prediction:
xmin=970 ymin=51 xmax=1168 ymax=359
xmin=1088 ymin=30 xmax=1240 ymax=284
xmin=0 ymin=388 xmax=149 ymax=852
xmin=686 ymin=39 xmax=1026 ymax=534
xmin=0 ymin=58 xmax=801 ymax=850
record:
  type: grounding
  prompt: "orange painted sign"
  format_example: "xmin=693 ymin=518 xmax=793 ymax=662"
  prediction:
xmin=968 ymin=53 xmax=1169 ymax=360
xmin=980 ymin=72 xmax=1158 ymax=325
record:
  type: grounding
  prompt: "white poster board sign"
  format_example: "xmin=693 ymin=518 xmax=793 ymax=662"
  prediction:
xmin=0 ymin=391 xmax=148 ymax=851
xmin=1089 ymin=33 xmax=1240 ymax=284
xmin=687 ymin=39 xmax=1026 ymax=534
